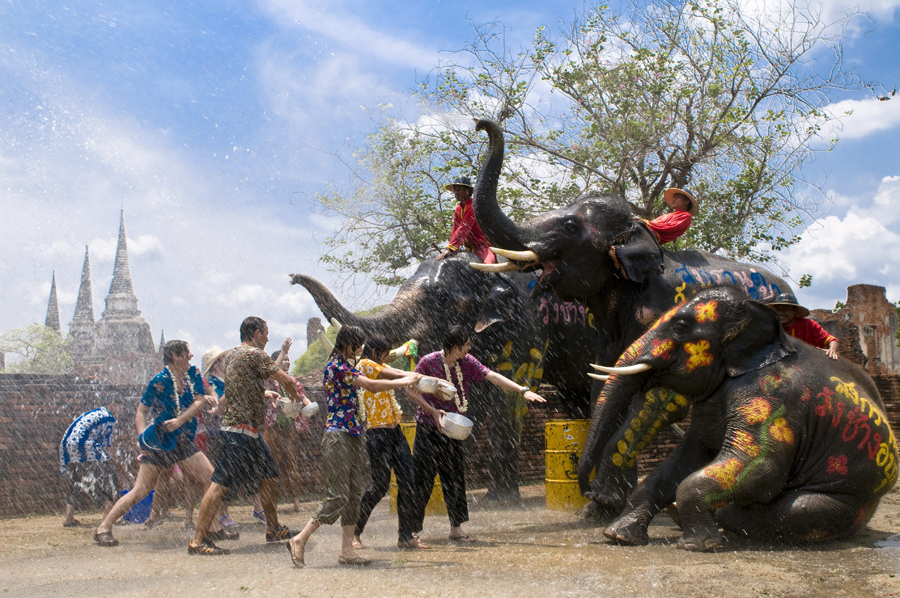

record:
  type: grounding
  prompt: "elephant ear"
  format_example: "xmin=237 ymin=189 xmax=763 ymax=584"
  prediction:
xmin=723 ymin=299 xmax=796 ymax=377
xmin=474 ymin=277 xmax=519 ymax=333
xmin=613 ymin=221 xmax=665 ymax=283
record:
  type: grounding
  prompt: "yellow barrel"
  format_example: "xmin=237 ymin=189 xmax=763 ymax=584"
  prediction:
xmin=545 ymin=419 xmax=592 ymax=510
xmin=389 ymin=423 xmax=447 ymax=515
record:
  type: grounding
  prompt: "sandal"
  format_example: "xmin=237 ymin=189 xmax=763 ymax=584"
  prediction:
xmin=266 ymin=525 xmax=298 ymax=543
xmin=251 ymin=510 xmax=267 ymax=524
xmin=449 ymin=534 xmax=475 ymax=543
xmin=286 ymin=541 xmax=305 ymax=568
xmin=398 ymin=537 xmax=431 ymax=550
xmin=205 ymin=528 xmax=240 ymax=541
xmin=219 ymin=515 xmax=237 ymax=527
xmin=63 ymin=519 xmax=81 ymax=528
xmin=93 ymin=530 xmax=119 ymax=547
xmin=338 ymin=555 xmax=371 ymax=566
xmin=188 ymin=540 xmax=230 ymax=556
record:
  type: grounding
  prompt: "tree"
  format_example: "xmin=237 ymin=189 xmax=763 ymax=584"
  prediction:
xmin=317 ymin=0 xmax=874 ymax=285
xmin=0 ymin=324 xmax=74 ymax=374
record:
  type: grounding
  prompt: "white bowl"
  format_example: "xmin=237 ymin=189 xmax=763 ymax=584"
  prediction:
xmin=416 ymin=376 xmax=440 ymax=393
xmin=301 ymin=402 xmax=320 ymax=419
xmin=277 ymin=398 xmax=303 ymax=419
xmin=441 ymin=412 xmax=473 ymax=440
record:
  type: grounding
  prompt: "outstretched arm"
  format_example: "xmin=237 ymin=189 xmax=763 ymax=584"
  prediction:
xmin=353 ymin=372 xmax=421 ymax=393
xmin=485 ymin=371 xmax=546 ymax=403
xmin=270 ymin=369 xmax=309 ymax=404
xmin=405 ymin=386 xmax=446 ymax=432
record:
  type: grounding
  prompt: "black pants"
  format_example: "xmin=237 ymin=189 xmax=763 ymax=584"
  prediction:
xmin=355 ymin=426 xmax=416 ymax=542
xmin=411 ymin=422 xmax=468 ymax=531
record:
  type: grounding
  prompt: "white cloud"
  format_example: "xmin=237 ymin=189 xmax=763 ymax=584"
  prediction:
xmin=820 ymin=96 xmax=900 ymax=141
xmin=785 ymin=176 xmax=900 ymax=307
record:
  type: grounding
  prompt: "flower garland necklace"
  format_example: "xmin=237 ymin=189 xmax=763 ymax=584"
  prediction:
xmin=165 ymin=366 xmax=194 ymax=417
xmin=441 ymin=351 xmax=468 ymax=413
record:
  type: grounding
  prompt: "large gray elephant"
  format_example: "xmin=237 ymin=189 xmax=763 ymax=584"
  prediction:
xmin=291 ymin=252 xmax=598 ymax=500
xmin=584 ymin=287 xmax=898 ymax=550
xmin=469 ymin=119 xmax=794 ymax=509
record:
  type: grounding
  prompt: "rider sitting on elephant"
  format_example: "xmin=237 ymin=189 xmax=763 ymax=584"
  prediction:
xmin=768 ymin=293 xmax=839 ymax=360
xmin=609 ymin=187 xmax=699 ymax=279
xmin=436 ymin=176 xmax=497 ymax=264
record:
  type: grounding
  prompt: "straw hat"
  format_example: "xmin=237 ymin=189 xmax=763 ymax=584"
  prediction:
xmin=201 ymin=345 xmax=230 ymax=377
xmin=767 ymin=293 xmax=810 ymax=318
xmin=663 ymin=188 xmax=700 ymax=216
xmin=445 ymin=176 xmax=474 ymax=192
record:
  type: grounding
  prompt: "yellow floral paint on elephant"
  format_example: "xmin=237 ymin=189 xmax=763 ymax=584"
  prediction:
xmin=737 ymin=397 xmax=772 ymax=425
xmin=703 ymin=458 xmax=744 ymax=490
xmin=651 ymin=339 xmax=675 ymax=360
xmin=768 ymin=417 xmax=795 ymax=444
xmin=695 ymin=300 xmax=719 ymax=323
xmin=732 ymin=430 xmax=761 ymax=457
xmin=684 ymin=340 xmax=713 ymax=371
xmin=650 ymin=305 xmax=680 ymax=331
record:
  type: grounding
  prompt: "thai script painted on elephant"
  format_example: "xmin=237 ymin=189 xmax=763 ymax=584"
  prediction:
xmin=815 ymin=377 xmax=898 ymax=491
xmin=539 ymin=297 xmax=594 ymax=328
xmin=674 ymin=263 xmax=782 ymax=302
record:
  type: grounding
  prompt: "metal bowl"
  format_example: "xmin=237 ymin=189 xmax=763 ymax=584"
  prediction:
xmin=441 ymin=412 xmax=473 ymax=440
xmin=277 ymin=398 xmax=303 ymax=419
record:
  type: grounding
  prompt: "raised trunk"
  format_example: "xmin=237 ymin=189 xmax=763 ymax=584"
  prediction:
xmin=290 ymin=274 xmax=421 ymax=345
xmin=473 ymin=119 xmax=530 ymax=252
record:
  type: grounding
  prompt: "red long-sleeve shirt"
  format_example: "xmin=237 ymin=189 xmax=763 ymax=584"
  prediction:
xmin=447 ymin=199 xmax=496 ymax=263
xmin=784 ymin=318 xmax=838 ymax=349
xmin=647 ymin=210 xmax=692 ymax=244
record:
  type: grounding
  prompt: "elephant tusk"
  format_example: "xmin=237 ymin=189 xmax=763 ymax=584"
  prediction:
xmin=330 ymin=318 xmax=343 ymax=332
xmin=317 ymin=330 xmax=334 ymax=354
xmin=587 ymin=373 xmax=609 ymax=381
xmin=590 ymin=363 xmax=652 ymax=375
xmin=469 ymin=261 xmax=520 ymax=273
xmin=490 ymin=247 xmax=540 ymax=262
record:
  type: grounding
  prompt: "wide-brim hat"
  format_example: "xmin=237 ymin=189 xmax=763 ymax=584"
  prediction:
xmin=138 ymin=421 xmax=177 ymax=452
xmin=767 ymin=293 xmax=810 ymax=318
xmin=664 ymin=188 xmax=700 ymax=216
xmin=445 ymin=176 xmax=474 ymax=192
xmin=201 ymin=345 xmax=230 ymax=377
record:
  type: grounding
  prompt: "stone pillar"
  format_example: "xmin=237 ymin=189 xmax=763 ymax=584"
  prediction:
xmin=307 ymin=317 xmax=325 ymax=348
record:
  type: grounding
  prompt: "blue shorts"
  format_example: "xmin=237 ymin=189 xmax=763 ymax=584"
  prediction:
xmin=211 ymin=431 xmax=279 ymax=496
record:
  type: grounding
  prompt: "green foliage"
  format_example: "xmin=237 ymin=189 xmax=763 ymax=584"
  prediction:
xmin=291 ymin=306 xmax=388 ymax=376
xmin=834 ymin=300 xmax=846 ymax=312
xmin=0 ymin=324 xmax=74 ymax=374
xmin=317 ymin=0 xmax=867 ymax=285
xmin=798 ymin=274 xmax=813 ymax=288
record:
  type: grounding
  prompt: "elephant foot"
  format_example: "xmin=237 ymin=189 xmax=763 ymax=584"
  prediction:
xmin=582 ymin=500 xmax=625 ymax=522
xmin=584 ymin=482 xmax=629 ymax=512
xmin=664 ymin=503 xmax=682 ymax=529
xmin=603 ymin=517 xmax=650 ymax=546
xmin=677 ymin=527 xmax=727 ymax=552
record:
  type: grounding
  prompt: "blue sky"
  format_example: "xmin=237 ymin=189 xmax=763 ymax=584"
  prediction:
xmin=1 ymin=0 xmax=899 ymax=365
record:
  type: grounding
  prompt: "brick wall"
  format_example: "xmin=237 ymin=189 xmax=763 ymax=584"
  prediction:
xmin=3 ymin=371 xmax=898 ymax=518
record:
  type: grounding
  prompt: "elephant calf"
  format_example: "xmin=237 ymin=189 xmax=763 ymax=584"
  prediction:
xmin=579 ymin=287 xmax=898 ymax=551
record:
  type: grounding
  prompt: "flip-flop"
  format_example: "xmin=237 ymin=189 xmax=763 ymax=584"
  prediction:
xmin=63 ymin=519 xmax=82 ymax=528
xmin=93 ymin=530 xmax=119 ymax=547
xmin=286 ymin=541 xmax=305 ymax=568
xmin=449 ymin=534 xmax=475 ymax=543
xmin=338 ymin=555 xmax=371 ymax=566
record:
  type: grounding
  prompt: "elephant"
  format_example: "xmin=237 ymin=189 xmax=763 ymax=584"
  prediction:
xmin=290 ymin=252 xmax=599 ymax=500
xmin=578 ymin=286 xmax=898 ymax=550
xmin=469 ymin=119 xmax=794 ymax=509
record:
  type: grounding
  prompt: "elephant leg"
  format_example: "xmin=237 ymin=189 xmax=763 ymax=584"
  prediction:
xmin=604 ymin=433 xmax=715 ymax=546
xmin=715 ymin=492 xmax=873 ymax=543
xmin=484 ymin=387 xmax=521 ymax=503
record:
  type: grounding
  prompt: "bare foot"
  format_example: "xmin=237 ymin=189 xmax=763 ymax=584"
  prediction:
xmin=351 ymin=535 xmax=364 ymax=550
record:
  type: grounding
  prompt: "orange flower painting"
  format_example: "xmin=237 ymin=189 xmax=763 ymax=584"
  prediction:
xmin=695 ymin=300 xmax=719 ymax=322
xmin=732 ymin=430 xmax=761 ymax=457
xmin=827 ymin=455 xmax=848 ymax=475
xmin=737 ymin=398 xmax=772 ymax=425
xmin=650 ymin=305 xmax=679 ymax=331
xmin=651 ymin=338 xmax=675 ymax=360
xmin=768 ymin=417 xmax=795 ymax=444
xmin=703 ymin=458 xmax=744 ymax=490
xmin=684 ymin=340 xmax=713 ymax=371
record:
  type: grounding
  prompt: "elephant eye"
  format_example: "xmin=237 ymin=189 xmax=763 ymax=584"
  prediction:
xmin=562 ymin=219 xmax=580 ymax=234
xmin=672 ymin=320 xmax=691 ymax=338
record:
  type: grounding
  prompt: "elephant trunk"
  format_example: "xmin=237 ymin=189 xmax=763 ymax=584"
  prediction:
xmin=473 ymin=119 xmax=530 ymax=252
xmin=577 ymin=372 xmax=645 ymax=495
xmin=290 ymin=274 xmax=421 ymax=344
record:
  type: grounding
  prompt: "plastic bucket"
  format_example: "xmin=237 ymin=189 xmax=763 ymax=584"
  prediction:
xmin=121 ymin=489 xmax=154 ymax=524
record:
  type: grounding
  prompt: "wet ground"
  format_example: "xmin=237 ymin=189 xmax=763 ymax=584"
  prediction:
xmin=1 ymin=484 xmax=898 ymax=598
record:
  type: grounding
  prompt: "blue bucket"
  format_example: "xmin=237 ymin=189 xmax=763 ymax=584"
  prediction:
xmin=121 ymin=489 xmax=154 ymax=524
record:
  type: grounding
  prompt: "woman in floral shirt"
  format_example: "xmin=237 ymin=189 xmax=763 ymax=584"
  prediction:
xmin=287 ymin=325 xmax=420 ymax=568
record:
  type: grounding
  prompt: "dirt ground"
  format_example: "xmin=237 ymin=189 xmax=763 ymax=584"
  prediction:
xmin=1 ymin=483 xmax=898 ymax=598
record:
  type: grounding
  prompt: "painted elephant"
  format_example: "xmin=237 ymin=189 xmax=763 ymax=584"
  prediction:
xmin=290 ymin=252 xmax=598 ymax=499
xmin=470 ymin=119 xmax=794 ymax=509
xmin=580 ymin=287 xmax=898 ymax=550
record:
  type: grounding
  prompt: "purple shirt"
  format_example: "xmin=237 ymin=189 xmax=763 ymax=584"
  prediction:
xmin=323 ymin=355 xmax=363 ymax=436
xmin=414 ymin=351 xmax=490 ymax=427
